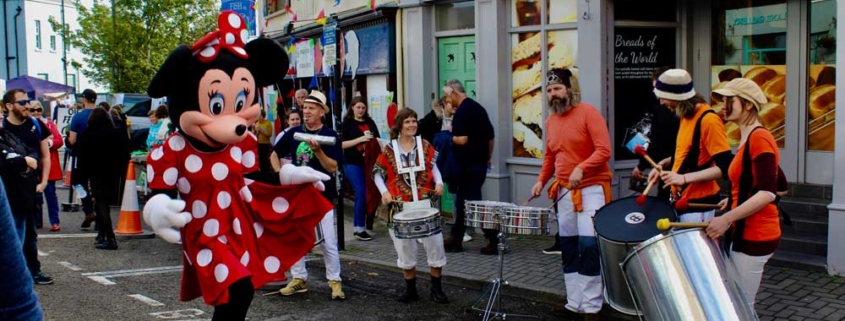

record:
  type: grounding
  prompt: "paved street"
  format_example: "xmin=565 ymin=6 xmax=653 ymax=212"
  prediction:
xmin=30 ymin=187 xmax=845 ymax=321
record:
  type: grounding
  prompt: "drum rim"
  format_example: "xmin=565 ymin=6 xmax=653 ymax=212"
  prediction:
xmin=620 ymin=228 xmax=705 ymax=267
xmin=503 ymin=206 xmax=555 ymax=214
xmin=593 ymin=195 xmax=677 ymax=243
xmin=393 ymin=208 xmax=440 ymax=220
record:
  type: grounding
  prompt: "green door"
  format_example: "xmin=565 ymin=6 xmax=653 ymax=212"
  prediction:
xmin=437 ymin=36 xmax=476 ymax=214
xmin=438 ymin=36 xmax=476 ymax=99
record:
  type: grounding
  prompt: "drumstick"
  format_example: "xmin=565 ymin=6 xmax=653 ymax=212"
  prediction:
xmin=635 ymin=177 xmax=657 ymax=206
xmin=548 ymin=188 xmax=572 ymax=209
xmin=522 ymin=195 xmax=538 ymax=206
xmin=656 ymin=218 xmax=709 ymax=231
xmin=674 ymin=198 xmax=723 ymax=211
xmin=633 ymin=146 xmax=662 ymax=172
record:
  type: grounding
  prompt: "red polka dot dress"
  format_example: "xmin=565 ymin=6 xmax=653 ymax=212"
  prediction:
xmin=147 ymin=132 xmax=331 ymax=305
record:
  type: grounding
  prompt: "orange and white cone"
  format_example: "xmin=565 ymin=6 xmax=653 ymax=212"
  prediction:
xmin=116 ymin=161 xmax=143 ymax=235
xmin=62 ymin=156 xmax=73 ymax=187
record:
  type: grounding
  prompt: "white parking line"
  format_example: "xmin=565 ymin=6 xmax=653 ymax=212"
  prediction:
xmin=128 ymin=294 xmax=165 ymax=307
xmin=149 ymin=309 xmax=205 ymax=319
xmin=82 ymin=266 xmax=182 ymax=285
xmin=40 ymin=233 xmax=97 ymax=239
xmin=57 ymin=261 xmax=82 ymax=271
xmin=37 ymin=250 xmax=48 ymax=257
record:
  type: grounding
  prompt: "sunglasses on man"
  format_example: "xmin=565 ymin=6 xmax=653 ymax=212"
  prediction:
xmin=14 ymin=100 xmax=31 ymax=106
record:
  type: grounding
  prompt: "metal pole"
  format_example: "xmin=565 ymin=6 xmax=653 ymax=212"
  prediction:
xmin=330 ymin=15 xmax=344 ymax=251
xmin=61 ymin=0 xmax=67 ymax=85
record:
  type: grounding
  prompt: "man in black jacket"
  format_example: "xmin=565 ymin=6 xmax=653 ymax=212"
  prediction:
xmin=631 ymin=67 xmax=679 ymax=201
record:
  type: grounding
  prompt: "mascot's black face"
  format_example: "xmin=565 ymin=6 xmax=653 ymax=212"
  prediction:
xmin=148 ymin=11 xmax=288 ymax=151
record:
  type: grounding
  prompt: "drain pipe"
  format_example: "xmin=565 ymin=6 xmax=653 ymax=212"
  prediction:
xmin=4 ymin=0 xmax=11 ymax=78
xmin=13 ymin=5 xmax=21 ymax=76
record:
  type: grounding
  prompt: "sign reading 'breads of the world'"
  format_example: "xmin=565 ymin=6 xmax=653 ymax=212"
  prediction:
xmin=613 ymin=27 xmax=677 ymax=161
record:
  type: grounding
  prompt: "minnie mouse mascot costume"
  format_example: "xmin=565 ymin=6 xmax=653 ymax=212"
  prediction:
xmin=142 ymin=11 xmax=332 ymax=320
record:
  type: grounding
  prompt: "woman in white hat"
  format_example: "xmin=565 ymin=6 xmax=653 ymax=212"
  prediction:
xmin=648 ymin=69 xmax=732 ymax=223
xmin=705 ymin=78 xmax=782 ymax=309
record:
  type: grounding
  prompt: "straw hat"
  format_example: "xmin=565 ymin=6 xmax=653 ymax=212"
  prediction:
xmin=303 ymin=90 xmax=329 ymax=113
xmin=653 ymin=69 xmax=696 ymax=101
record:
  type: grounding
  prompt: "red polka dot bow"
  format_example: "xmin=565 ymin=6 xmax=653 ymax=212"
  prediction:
xmin=190 ymin=11 xmax=249 ymax=62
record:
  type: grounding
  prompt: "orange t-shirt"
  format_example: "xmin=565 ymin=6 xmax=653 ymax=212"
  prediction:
xmin=728 ymin=129 xmax=781 ymax=241
xmin=671 ymin=104 xmax=731 ymax=200
xmin=538 ymin=102 xmax=612 ymax=188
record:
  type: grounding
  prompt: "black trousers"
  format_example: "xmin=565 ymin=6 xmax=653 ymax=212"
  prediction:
xmin=212 ymin=277 xmax=254 ymax=321
xmin=258 ymin=144 xmax=272 ymax=173
xmin=23 ymin=210 xmax=41 ymax=276
xmin=451 ymin=165 xmax=498 ymax=244
xmin=91 ymin=177 xmax=118 ymax=240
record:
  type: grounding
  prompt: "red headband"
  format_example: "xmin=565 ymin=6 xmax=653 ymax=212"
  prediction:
xmin=190 ymin=11 xmax=249 ymax=62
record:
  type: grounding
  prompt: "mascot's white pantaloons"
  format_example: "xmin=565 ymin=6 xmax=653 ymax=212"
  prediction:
xmin=142 ymin=11 xmax=332 ymax=321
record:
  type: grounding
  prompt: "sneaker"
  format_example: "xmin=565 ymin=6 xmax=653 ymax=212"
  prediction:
xmin=33 ymin=272 xmax=54 ymax=285
xmin=463 ymin=233 xmax=473 ymax=242
xmin=95 ymin=239 xmax=118 ymax=250
xmin=50 ymin=224 xmax=60 ymax=232
xmin=279 ymin=278 xmax=307 ymax=296
xmin=328 ymin=280 xmax=345 ymax=300
xmin=354 ymin=231 xmax=373 ymax=241
xmin=542 ymin=244 xmax=562 ymax=255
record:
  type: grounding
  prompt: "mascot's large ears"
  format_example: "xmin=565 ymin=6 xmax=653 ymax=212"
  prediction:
xmin=148 ymin=45 xmax=192 ymax=99
xmin=245 ymin=38 xmax=289 ymax=88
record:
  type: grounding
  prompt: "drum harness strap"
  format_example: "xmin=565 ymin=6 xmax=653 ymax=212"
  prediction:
xmin=673 ymin=110 xmax=716 ymax=204
xmin=724 ymin=126 xmax=790 ymax=256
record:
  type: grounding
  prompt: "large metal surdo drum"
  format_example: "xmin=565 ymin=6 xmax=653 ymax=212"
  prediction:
xmin=593 ymin=196 xmax=676 ymax=315
xmin=621 ymin=228 xmax=757 ymax=320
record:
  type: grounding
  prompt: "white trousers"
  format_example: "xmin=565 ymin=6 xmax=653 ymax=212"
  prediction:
xmin=678 ymin=210 xmax=715 ymax=223
xmin=730 ymin=250 xmax=773 ymax=309
xmin=388 ymin=230 xmax=447 ymax=270
xmin=289 ymin=210 xmax=342 ymax=281
xmin=557 ymin=185 xmax=604 ymax=314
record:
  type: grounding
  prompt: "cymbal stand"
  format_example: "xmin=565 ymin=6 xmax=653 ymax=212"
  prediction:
xmin=471 ymin=226 xmax=541 ymax=320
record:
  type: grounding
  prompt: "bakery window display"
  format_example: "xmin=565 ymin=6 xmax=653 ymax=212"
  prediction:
xmin=807 ymin=65 xmax=836 ymax=152
xmin=510 ymin=30 xmax=578 ymax=159
xmin=547 ymin=0 xmax=577 ymax=24
xmin=711 ymin=65 xmax=788 ymax=148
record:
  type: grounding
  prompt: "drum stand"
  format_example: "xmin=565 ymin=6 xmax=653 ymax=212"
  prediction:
xmin=470 ymin=230 xmax=541 ymax=320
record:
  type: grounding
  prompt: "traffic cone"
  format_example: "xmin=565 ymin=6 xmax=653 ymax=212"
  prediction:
xmin=62 ymin=156 xmax=73 ymax=187
xmin=116 ymin=161 xmax=152 ymax=238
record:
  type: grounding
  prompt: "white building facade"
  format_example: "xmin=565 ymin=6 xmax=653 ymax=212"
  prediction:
xmin=1 ymin=0 xmax=105 ymax=93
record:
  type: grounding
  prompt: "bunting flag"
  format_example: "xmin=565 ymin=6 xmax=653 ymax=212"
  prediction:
xmin=308 ymin=74 xmax=319 ymax=89
xmin=315 ymin=9 xmax=326 ymax=25
xmin=292 ymin=13 xmax=298 ymax=21
xmin=367 ymin=0 xmax=376 ymax=11
xmin=285 ymin=4 xmax=293 ymax=14
xmin=287 ymin=36 xmax=297 ymax=54
xmin=334 ymin=0 xmax=341 ymax=6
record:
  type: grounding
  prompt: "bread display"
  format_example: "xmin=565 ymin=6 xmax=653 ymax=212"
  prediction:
xmin=743 ymin=66 xmax=778 ymax=86
xmin=513 ymin=89 xmax=543 ymax=126
xmin=513 ymin=121 xmax=543 ymax=158
xmin=808 ymin=84 xmax=836 ymax=151
xmin=761 ymin=74 xmax=786 ymax=104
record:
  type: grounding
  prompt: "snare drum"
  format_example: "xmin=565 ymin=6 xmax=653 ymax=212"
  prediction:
xmin=500 ymin=206 xmax=555 ymax=235
xmin=314 ymin=222 xmax=324 ymax=246
xmin=465 ymin=201 xmax=514 ymax=229
xmin=392 ymin=208 xmax=442 ymax=239
xmin=593 ymin=196 xmax=676 ymax=316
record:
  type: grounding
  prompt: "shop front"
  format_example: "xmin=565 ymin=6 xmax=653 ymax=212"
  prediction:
xmin=401 ymin=0 xmax=842 ymax=274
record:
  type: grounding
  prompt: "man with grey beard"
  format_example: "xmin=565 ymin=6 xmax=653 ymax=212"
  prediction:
xmin=530 ymin=68 xmax=611 ymax=321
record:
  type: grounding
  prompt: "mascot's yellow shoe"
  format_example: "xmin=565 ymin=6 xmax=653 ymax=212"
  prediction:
xmin=279 ymin=278 xmax=307 ymax=296
xmin=328 ymin=280 xmax=345 ymax=300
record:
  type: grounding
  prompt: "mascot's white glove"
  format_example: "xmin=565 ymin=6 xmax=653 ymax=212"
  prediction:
xmin=279 ymin=163 xmax=330 ymax=191
xmin=143 ymin=194 xmax=192 ymax=244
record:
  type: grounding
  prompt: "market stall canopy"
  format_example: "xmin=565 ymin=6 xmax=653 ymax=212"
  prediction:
xmin=5 ymin=75 xmax=74 ymax=100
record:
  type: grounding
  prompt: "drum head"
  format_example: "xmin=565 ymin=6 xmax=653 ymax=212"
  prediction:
xmin=394 ymin=208 xmax=439 ymax=220
xmin=594 ymin=196 xmax=676 ymax=243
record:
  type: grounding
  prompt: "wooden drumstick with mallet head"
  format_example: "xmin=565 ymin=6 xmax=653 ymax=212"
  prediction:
xmin=674 ymin=198 xmax=723 ymax=211
xmin=635 ymin=177 xmax=657 ymax=206
xmin=656 ymin=218 xmax=709 ymax=230
xmin=633 ymin=145 xmax=662 ymax=173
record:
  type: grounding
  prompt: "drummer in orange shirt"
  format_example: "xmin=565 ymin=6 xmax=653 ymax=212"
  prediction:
xmin=706 ymin=78 xmax=782 ymax=309
xmin=648 ymin=69 xmax=733 ymax=223
xmin=531 ymin=68 xmax=612 ymax=320
xmin=372 ymin=108 xmax=448 ymax=304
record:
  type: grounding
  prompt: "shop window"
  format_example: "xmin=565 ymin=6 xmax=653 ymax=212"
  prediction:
xmin=807 ymin=0 xmax=836 ymax=152
xmin=510 ymin=0 xmax=578 ymax=159
xmin=436 ymin=2 xmax=474 ymax=31
xmin=711 ymin=0 xmax=787 ymax=148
